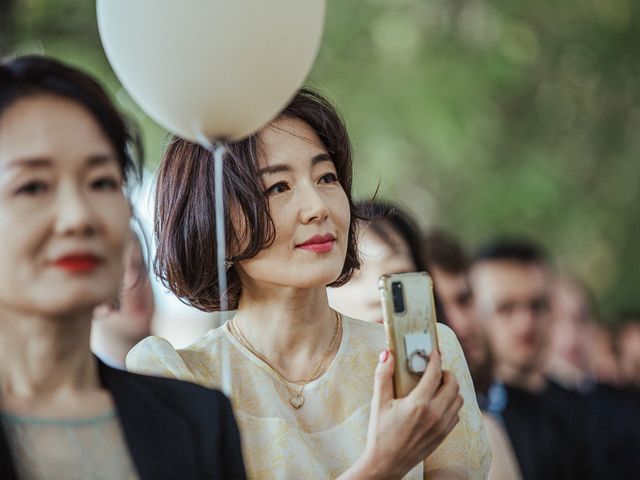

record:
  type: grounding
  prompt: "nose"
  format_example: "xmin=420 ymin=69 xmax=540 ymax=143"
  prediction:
xmin=298 ymin=183 xmax=329 ymax=224
xmin=451 ymin=310 xmax=474 ymax=338
xmin=53 ymin=182 xmax=97 ymax=237
xmin=513 ymin=306 xmax=539 ymax=335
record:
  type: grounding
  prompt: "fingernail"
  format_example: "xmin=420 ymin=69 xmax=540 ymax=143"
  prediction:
xmin=379 ymin=350 xmax=389 ymax=363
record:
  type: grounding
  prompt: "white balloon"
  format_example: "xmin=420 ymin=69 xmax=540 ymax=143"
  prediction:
xmin=97 ymin=0 xmax=325 ymax=142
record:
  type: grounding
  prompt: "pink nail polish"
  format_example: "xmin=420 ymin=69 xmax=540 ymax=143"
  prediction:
xmin=379 ymin=350 xmax=389 ymax=363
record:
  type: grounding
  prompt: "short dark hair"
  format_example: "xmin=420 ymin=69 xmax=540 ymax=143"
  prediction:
xmin=0 ymin=55 xmax=143 ymax=188
xmin=155 ymin=88 xmax=363 ymax=311
xmin=423 ymin=230 xmax=470 ymax=274
xmin=473 ymin=238 xmax=551 ymax=266
xmin=357 ymin=201 xmax=427 ymax=272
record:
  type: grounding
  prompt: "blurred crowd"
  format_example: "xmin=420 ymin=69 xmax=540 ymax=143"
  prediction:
xmin=328 ymin=201 xmax=640 ymax=480
xmin=2 ymin=53 xmax=637 ymax=479
xmin=94 ymin=198 xmax=640 ymax=479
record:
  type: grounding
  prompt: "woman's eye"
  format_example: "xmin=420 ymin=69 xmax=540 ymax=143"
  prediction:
xmin=15 ymin=181 xmax=48 ymax=196
xmin=91 ymin=177 xmax=120 ymax=191
xmin=266 ymin=182 xmax=289 ymax=196
xmin=319 ymin=172 xmax=339 ymax=184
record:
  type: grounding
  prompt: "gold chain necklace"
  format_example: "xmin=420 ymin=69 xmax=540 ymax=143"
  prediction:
xmin=228 ymin=311 xmax=342 ymax=409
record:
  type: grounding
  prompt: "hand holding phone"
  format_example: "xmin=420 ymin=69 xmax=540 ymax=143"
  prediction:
xmin=340 ymin=272 xmax=462 ymax=479
xmin=379 ymin=272 xmax=440 ymax=398
xmin=341 ymin=346 xmax=462 ymax=479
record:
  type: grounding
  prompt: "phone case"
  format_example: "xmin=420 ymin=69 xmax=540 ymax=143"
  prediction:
xmin=379 ymin=271 xmax=439 ymax=398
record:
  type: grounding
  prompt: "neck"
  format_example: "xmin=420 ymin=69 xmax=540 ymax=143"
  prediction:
xmin=494 ymin=362 xmax=547 ymax=392
xmin=0 ymin=308 xmax=99 ymax=406
xmin=234 ymin=284 xmax=340 ymax=380
xmin=91 ymin=321 xmax=146 ymax=369
xmin=545 ymin=356 xmax=589 ymax=391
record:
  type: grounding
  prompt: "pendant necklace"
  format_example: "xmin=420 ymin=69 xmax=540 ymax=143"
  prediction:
xmin=229 ymin=311 xmax=341 ymax=409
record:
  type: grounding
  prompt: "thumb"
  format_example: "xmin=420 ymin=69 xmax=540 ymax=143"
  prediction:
xmin=371 ymin=349 xmax=395 ymax=415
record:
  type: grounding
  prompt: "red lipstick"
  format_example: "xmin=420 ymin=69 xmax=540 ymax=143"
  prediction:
xmin=296 ymin=234 xmax=336 ymax=254
xmin=54 ymin=254 xmax=101 ymax=273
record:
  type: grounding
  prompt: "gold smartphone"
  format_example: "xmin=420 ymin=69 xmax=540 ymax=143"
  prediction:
xmin=379 ymin=272 xmax=440 ymax=398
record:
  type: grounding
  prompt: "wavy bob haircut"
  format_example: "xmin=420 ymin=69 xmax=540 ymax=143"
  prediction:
xmin=155 ymin=88 xmax=363 ymax=311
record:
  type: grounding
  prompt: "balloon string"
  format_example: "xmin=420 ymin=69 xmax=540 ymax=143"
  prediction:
xmin=196 ymin=134 xmax=228 ymax=318
xmin=213 ymin=142 xmax=228 ymax=318
xmin=196 ymin=134 xmax=232 ymax=396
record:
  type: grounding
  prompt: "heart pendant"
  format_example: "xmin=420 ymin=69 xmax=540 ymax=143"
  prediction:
xmin=290 ymin=394 xmax=305 ymax=409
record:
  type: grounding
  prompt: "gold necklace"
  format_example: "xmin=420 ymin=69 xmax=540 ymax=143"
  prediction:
xmin=229 ymin=311 xmax=341 ymax=409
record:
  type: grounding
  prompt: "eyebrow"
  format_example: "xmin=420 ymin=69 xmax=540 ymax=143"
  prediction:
xmin=257 ymin=153 xmax=332 ymax=176
xmin=6 ymin=154 xmax=117 ymax=170
xmin=7 ymin=157 xmax=51 ymax=169
xmin=86 ymin=154 xmax=118 ymax=167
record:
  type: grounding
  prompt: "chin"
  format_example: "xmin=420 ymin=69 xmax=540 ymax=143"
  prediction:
xmin=284 ymin=267 xmax=344 ymax=289
xmin=513 ymin=358 xmax=539 ymax=372
xmin=294 ymin=277 xmax=339 ymax=289
xmin=36 ymin=302 xmax=100 ymax=319
xmin=46 ymin=290 xmax=116 ymax=317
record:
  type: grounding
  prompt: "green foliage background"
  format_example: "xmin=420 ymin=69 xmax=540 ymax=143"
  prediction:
xmin=2 ymin=0 xmax=638 ymax=320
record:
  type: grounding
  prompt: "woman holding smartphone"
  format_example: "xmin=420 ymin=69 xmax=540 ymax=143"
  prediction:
xmin=128 ymin=89 xmax=491 ymax=479
xmin=0 ymin=56 xmax=245 ymax=480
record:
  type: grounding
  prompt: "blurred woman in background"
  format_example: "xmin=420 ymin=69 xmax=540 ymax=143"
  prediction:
xmin=0 ymin=56 xmax=245 ymax=480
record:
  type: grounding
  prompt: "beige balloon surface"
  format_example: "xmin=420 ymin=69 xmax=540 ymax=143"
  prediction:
xmin=97 ymin=0 xmax=325 ymax=142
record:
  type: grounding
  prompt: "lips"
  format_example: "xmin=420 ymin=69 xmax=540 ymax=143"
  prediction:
xmin=53 ymin=254 xmax=102 ymax=273
xmin=518 ymin=334 xmax=538 ymax=349
xmin=296 ymin=234 xmax=336 ymax=254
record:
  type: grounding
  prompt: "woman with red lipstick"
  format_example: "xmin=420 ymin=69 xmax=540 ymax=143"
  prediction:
xmin=0 ymin=56 xmax=245 ymax=480
xmin=128 ymin=89 xmax=491 ymax=478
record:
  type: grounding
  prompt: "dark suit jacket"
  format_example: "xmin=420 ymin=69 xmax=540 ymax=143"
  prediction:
xmin=0 ymin=360 xmax=246 ymax=480
xmin=501 ymin=382 xmax=588 ymax=480
xmin=583 ymin=384 xmax=640 ymax=479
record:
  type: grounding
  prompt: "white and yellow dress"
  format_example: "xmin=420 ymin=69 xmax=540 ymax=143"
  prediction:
xmin=126 ymin=317 xmax=491 ymax=479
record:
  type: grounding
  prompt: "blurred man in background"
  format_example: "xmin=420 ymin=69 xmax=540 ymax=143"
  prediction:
xmin=424 ymin=230 xmax=522 ymax=480
xmin=588 ymin=322 xmax=623 ymax=386
xmin=582 ymin=311 xmax=640 ymax=479
xmin=423 ymin=230 xmax=492 ymax=402
xmin=470 ymin=240 xmax=587 ymax=480
xmin=615 ymin=313 xmax=640 ymax=389
xmin=545 ymin=275 xmax=597 ymax=392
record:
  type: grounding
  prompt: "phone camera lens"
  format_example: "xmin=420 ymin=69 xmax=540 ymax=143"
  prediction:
xmin=392 ymin=281 xmax=405 ymax=314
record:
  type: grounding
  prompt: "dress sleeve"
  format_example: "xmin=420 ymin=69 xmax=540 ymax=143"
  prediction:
xmin=125 ymin=336 xmax=197 ymax=383
xmin=423 ymin=324 xmax=492 ymax=480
